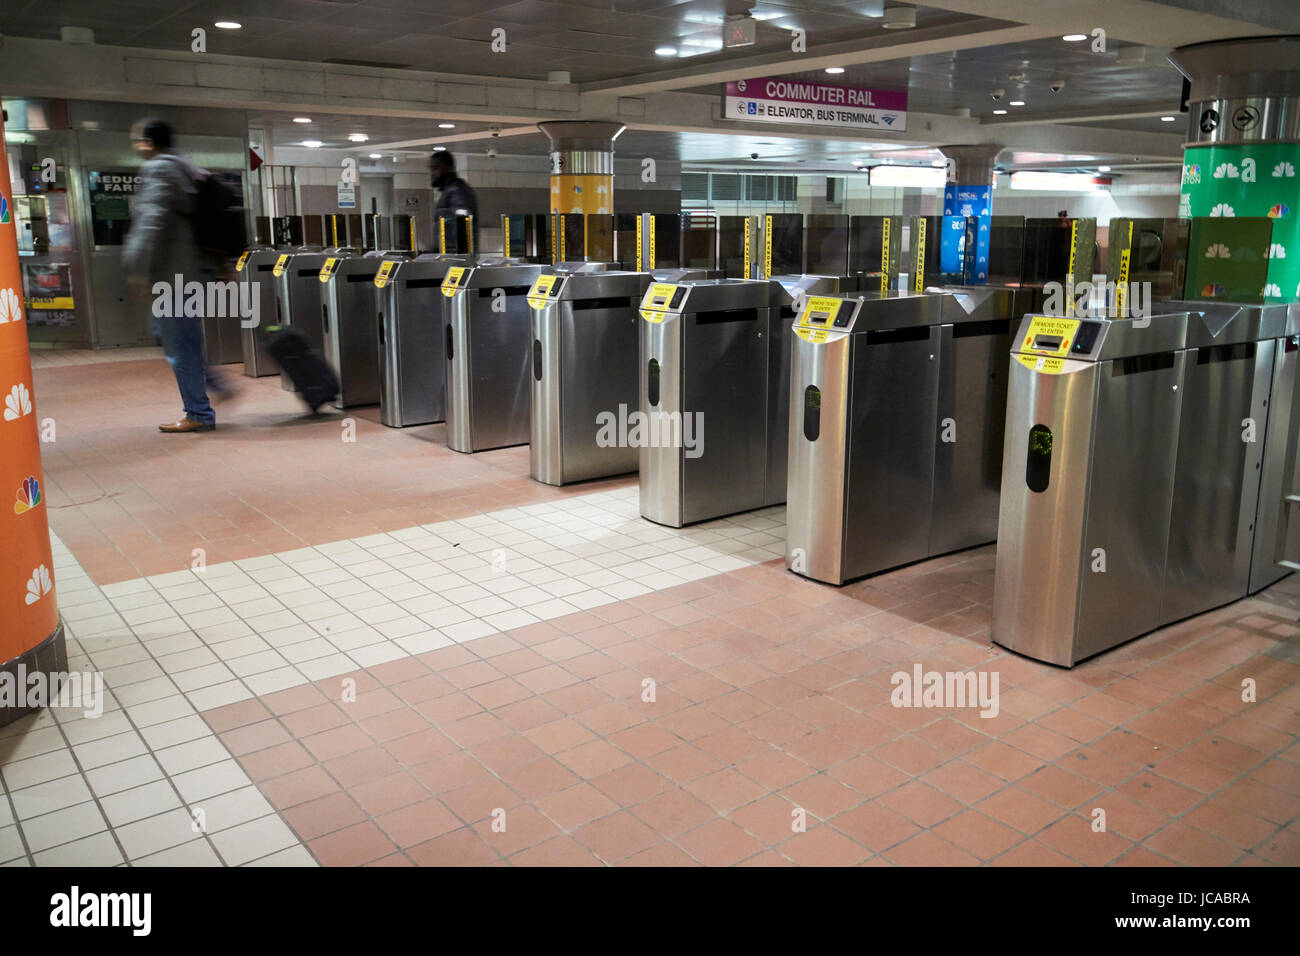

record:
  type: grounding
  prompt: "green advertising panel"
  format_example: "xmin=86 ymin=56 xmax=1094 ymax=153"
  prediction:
xmin=1180 ymin=142 xmax=1298 ymax=301
xmin=1184 ymin=217 xmax=1273 ymax=304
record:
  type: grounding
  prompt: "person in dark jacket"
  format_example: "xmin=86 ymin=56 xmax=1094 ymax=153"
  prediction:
xmin=123 ymin=117 xmax=228 ymax=433
xmin=429 ymin=149 xmax=477 ymax=252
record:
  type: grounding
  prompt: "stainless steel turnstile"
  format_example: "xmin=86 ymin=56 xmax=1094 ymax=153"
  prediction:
xmin=273 ymin=247 xmax=356 ymax=392
xmin=378 ymin=254 xmax=468 ymax=428
xmin=993 ymin=311 xmax=1192 ymax=666
xmin=637 ymin=279 xmax=781 ymax=527
xmin=442 ymin=262 xmax=546 ymax=452
xmin=529 ymin=270 xmax=651 ymax=485
xmin=322 ymin=252 xmax=411 ymax=409
xmin=785 ymin=286 xmax=1032 ymax=585
xmin=236 ymin=248 xmax=281 ymax=377
xmin=1153 ymin=300 xmax=1298 ymax=602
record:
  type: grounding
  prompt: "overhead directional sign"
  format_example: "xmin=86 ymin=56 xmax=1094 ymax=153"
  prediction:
xmin=725 ymin=76 xmax=907 ymax=133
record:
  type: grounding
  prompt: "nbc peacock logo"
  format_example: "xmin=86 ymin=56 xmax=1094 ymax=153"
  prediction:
xmin=14 ymin=475 xmax=41 ymax=515
xmin=0 ymin=190 xmax=9 ymax=225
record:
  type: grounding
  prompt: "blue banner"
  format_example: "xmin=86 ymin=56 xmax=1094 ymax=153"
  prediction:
xmin=943 ymin=185 xmax=992 ymax=284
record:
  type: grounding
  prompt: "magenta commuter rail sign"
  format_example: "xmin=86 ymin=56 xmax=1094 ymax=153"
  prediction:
xmin=724 ymin=76 xmax=908 ymax=132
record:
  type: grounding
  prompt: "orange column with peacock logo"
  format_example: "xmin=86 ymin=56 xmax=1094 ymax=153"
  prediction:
xmin=0 ymin=107 xmax=66 ymax=726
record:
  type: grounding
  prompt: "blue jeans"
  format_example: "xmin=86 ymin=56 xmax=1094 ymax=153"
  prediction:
xmin=157 ymin=313 xmax=218 ymax=425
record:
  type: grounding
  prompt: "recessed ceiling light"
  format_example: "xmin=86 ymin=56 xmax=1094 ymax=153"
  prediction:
xmin=1062 ymin=34 xmax=1087 ymax=41
xmin=1098 ymin=165 xmax=1111 ymax=172
xmin=825 ymin=67 xmax=845 ymax=74
xmin=292 ymin=117 xmax=312 ymax=124
xmin=1160 ymin=115 xmax=1176 ymax=122
xmin=369 ymin=153 xmax=381 ymax=159
xmin=347 ymin=133 xmax=369 ymax=143
xmin=1009 ymin=100 xmax=1025 ymax=107
xmin=302 ymin=140 xmax=322 ymax=148
xmin=655 ymin=46 xmax=677 ymax=56
xmin=992 ymin=109 xmax=1008 ymax=115
xmin=433 ymin=146 xmax=446 ymax=152
xmin=215 ymin=21 xmax=242 ymax=30
xmin=438 ymin=123 xmax=455 ymax=129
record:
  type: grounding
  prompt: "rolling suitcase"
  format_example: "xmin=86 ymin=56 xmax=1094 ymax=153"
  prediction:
xmin=264 ymin=326 xmax=339 ymax=412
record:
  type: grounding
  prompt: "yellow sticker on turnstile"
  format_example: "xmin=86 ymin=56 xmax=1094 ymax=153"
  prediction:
xmin=441 ymin=266 xmax=467 ymax=297
xmin=763 ymin=214 xmax=773 ymax=280
xmin=641 ymin=283 xmax=680 ymax=323
xmin=235 ymin=251 xmax=250 ymax=273
xmin=373 ymin=260 xmax=397 ymax=289
xmin=912 ymin=219 xmax=926 ymax=294
xmin=880 ymin=217 xmax=892 ymax=294
xmin=318 ymin=257 xmax=339 ymax=283
xmin=1114 ymin=220 xmax=1134 ymax=319
xmin=743 ymin=219 xmax=752 ymax=279
xmin=648 ymin=214 xmax=656 ymax=270
xmin=793 ymin=296 xmax=848 ymax=343
xmin=1016 ymin=354 xmax=1069 ymax=375
xmin=1020 ymin=316 xmax=1080 ymax=356
xmin=272 ymin=254 xmax=289 ymax=277
xmin=636 ymin=216 xmax=644 ymax=272
xmin=527 ymin=274 xmax=561 ymax=309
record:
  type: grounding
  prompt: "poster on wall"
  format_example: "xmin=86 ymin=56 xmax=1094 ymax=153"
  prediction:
xmin=22 ymin=262 xmax=76 ymax=326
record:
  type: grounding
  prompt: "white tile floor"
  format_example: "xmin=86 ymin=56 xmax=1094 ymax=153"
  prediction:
xmin=0 ymin=486 xmax=785 ymax=866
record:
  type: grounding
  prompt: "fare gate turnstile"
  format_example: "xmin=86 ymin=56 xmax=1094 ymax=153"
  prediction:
xmin=784 ymin=286 xmax=1031 ymax=586
xmin=273 ymin=248 xmax=357 ymax=392
xmin=378 ymin=254 xmax=468 ymax=428
xmin=321 ymin=252 xmax=412 ymax=409
xmin=528 ymin=271 xmax=652 ymax=485
xmin=1153 ymin=300 xmax=1298 ymax=602
xmin=442 ymin=262 xmax=546 ymax=452
xmin=638 ymin=279 xmax=782 ymax=527
xmin=992 ymin=311 xmax=1192 ymax=667
xmin=236 ymin=248 xmax=281 ymax=377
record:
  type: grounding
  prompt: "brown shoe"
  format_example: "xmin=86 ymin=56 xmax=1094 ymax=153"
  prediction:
xmin=159 ymin=416 xmax=215 ymax=433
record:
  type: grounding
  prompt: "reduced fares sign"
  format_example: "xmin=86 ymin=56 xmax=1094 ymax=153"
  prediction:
xmin=725 ymin=76 xmax=907 ymax=133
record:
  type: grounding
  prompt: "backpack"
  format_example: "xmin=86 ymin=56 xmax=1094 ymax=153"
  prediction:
xmin=193 ymin=170 xmax=249 ymax=260
xmin=164 ymin=154 xmax=248 ymax=261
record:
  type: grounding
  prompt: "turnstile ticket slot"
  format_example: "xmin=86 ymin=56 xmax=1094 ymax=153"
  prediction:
xmin=866 ymin=325 xmax=930 ymax=345
xmin=695 ymin=308 xmax=759 ymax=325
xmin=1031 ymin=334 xmax=1063 ymax=352
xmin=445 ymin=324 xmax=453 ymax=361
xmin=648 ymin=359 xmax=660 ymax=407
xmin=804 ymin=386 xmax=821 ymax=441
xmin=1026 ymin=424 xmax=1052 ymax=493
xmin=533 ymin=340 xmax=543 ymax=381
